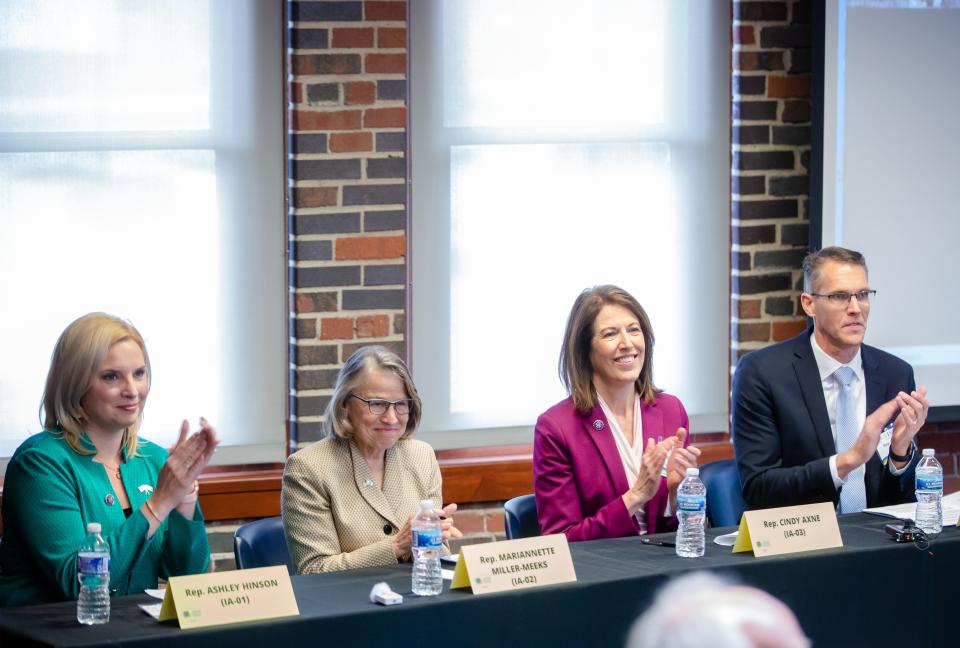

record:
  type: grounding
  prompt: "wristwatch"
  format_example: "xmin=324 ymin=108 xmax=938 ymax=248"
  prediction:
xmin=888 ymin=441 xmax=914 ymax=463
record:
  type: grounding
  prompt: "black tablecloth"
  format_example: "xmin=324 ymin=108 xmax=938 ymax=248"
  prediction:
xmin=1 ymin=514 xmax=956 ymax=647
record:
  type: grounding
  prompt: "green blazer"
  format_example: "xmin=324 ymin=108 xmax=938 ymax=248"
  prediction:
xmin=0 ymin=431 xmax=210 ymax=607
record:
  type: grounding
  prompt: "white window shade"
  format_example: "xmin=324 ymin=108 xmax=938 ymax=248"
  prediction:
xmin=411 ymin=0 xmax=730 ymax=448
xmin=819 ymin=0 xmax=960 ymax=413
xmin=0 ymin=1 xmax=210 ymax=133
xmin=440 ymin=1 xmax=665 ymax=129
xmin=0 ymin=0 xmax=284 ymax=464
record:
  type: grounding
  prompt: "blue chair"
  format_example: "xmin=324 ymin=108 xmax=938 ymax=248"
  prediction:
xmin=504 ymin=494 xmax=540 ymax=540
xmin=233 ymin=516 xmax=296 ymax=574
xmin=699 ymin=459 xmax=746 ymax=528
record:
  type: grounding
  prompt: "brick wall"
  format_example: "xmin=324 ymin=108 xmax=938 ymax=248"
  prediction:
xmin=447 ymin=504 xmax=506 ymax=553
xmin=206 ymin=520 xmax=242 ymax=572
xmin=731 ymin=0 xmax=812 ymax=365
xmin=918 ymin=422 xmax=960 ymax=493
xmin=281 ymin=0 xmax=510 ymax=556
xmin=289 ymin=0 xmax=409 ymax=447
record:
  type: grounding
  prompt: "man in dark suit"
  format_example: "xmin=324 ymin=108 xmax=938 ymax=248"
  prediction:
xmin=733 ymin=247 xmax=929 ymax=511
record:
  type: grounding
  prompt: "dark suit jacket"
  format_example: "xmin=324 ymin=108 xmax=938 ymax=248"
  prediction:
xmin=533 ymin=393 xmax=689 ymax=541
xmin=732 ymin=326 xmax=918 ymax=510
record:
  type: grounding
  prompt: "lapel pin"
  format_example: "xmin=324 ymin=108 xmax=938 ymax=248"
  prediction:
xmin=104 ymin=493 xmax=115 ymax=506
xmin=593 ymin=419 xmax=604 ymax=431
xmin=364 ymin=479 xmax=375 ymax=488
xmin=138 ymin=484 xmax=154 ymax=494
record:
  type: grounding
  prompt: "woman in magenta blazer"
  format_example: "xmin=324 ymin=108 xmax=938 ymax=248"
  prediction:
xmin=534 ymin=285 xmax=701 ymax=541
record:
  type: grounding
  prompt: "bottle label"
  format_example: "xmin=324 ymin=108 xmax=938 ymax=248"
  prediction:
xmin=412 ymin=527 xmax=443 ymax=549
xmin=78 ymin=553 xmax=110 ymax=575
xmin=677 ymin=495 xmax=706 ymax=513
xmin=917 ymin=475 xmax=943 ymax=491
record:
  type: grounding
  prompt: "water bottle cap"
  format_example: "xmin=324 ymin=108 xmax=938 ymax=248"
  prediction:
xmin=922 ymin=448 xmax=935 ymax=456
xmin=86 ymin=522 xmax=101 ymax=533
xmin=686 ymin=467 xmax=699 ymax=476
xmin=419 ymin=499 xmax=433 ymax=511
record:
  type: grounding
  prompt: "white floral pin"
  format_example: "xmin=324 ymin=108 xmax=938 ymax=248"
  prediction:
xmin=138 ymin=484 xmax=154 ymax=494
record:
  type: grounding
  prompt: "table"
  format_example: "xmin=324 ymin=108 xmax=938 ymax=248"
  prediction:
xmin=1 ymin=514 xmax=956 ymax=647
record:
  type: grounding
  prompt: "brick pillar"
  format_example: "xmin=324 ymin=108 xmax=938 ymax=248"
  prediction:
xmin=288 ymin=0 xmax=409 ymax=446
xmin=918 ymin=422 xmax=960 ymax=491
xmin=731 ymin=0 xmax=812 ymax=365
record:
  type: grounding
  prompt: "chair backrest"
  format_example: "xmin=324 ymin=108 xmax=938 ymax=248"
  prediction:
xmin=233 ymin=516 xmax=296 ymax=574
xmin=504 ymin=494 xmax=540 ymax=540
xmin=699 ymin=458 xmax=746 ymax=528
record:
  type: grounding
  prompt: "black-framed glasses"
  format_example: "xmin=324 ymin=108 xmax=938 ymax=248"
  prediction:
xmin=349 ymin=395 xmax=411 ymax=416
xmin=809 ymin=289 xmax=876 ymax=306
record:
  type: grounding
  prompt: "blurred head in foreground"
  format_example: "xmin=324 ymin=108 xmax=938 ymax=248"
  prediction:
xmin=627 ymin=572 xmax=810 ymax=648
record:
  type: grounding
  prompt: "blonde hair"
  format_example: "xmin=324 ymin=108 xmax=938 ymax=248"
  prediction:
xmin=41 ymin=312 xmax=150 ymax=456
xmin=559 ymin=285 xmax=660 ymax=412
xmin=322 ymin=345 xmax=422 ymax=441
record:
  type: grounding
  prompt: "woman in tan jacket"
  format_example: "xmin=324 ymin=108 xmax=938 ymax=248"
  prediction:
xmin=282 ymin=345 xmax=461 ymax=573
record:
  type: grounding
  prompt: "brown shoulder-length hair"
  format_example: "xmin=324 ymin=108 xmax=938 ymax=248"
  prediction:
xmin=322 ymin=345 xmax=423 ymax=441
xmin=559 ymin=285 xmax=660 ymax=412
xmin=41 ymin=312 xmax=150 ymax=457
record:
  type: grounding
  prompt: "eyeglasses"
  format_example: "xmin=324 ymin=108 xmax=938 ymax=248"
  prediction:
xmin=809 ymin=289 xmax=876 ymax=306
xmin=349 ymin=395 xmax=411 ymax=416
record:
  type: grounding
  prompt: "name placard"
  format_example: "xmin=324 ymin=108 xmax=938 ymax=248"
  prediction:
xmin=158 ymin=565 xmax=299 ymax=629
xmin=450 ymin=533 xmax=576 ymax=595
xmin=732 ymin=501 xmax=842 ymax=557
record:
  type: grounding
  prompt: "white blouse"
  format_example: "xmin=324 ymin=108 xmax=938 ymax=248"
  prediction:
xmin=597 ymin=393 xmax=648 ymax=535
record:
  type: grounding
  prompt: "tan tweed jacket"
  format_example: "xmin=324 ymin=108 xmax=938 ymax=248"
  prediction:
xmin=281 ymin=436 xmax=443 ymax=573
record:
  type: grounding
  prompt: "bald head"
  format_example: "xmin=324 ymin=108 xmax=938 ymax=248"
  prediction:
xmin=626 ymin=573 xmax=808 ymax=648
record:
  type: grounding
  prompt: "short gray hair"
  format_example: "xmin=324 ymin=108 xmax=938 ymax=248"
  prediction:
xmin=322 ymin=345 xmax=422 ymax=441
xmin=802 ymin=246 xmax=868 ymax=293
xmin=626 ymin=572 xmax=809 ymax=648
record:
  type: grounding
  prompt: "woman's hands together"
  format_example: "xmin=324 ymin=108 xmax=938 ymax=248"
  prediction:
xmin=393 ymin=502 xmax=463 ymax=562
xmin=666 ymin=428 xmax=701 ymax=495
xmin=392 ymin=518 xmax=413 ymax=561
xmin=622 ymin=428 xmax=701 ymax=515
xmin=144 ymin=418 xmax=219 ymax=531
xmin=439 ymin=503 xmax=463 ymax=543
xmin=623 ymin=436 xmax=677 ymax=515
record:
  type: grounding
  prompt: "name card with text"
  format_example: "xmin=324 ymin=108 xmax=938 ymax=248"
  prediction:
xmin=159 ymin=565 xmax=299 ymax=629
xmin=733 ymin=502 xmax=842 ymax=557
xmin=451 ymin=533 xmax=576 ymax=595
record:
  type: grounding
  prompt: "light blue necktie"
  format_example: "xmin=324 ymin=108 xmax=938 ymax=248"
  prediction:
xmin=834 ymin=366 xmax=867 ymax=513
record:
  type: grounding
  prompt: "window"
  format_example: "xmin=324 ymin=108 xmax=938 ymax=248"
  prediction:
xmin=0 ymin=1 xmax=284 ymax=464
xmin=411 ymin=0 xmax=730 ymax=447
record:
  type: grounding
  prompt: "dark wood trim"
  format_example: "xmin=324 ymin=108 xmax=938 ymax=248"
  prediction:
xmin=192 ymin=440 xmax=735 ymax=521
xmin=437 ymin=445 xmax=535 ymax=504
xmin=197 ymin=467 xmax=284 ymax=521
xmin=1 ymin=440 xmax=737 ymax=531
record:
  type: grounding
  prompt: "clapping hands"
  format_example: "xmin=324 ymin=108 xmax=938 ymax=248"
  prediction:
xmin=144 ymin=418 xmax=219 ymax=530
xmin=666 ymin=428 xmax=702 ymax=494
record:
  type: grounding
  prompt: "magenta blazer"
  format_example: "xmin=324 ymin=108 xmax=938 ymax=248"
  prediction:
xmin=533 ymin=392 xmax=690 ymax=542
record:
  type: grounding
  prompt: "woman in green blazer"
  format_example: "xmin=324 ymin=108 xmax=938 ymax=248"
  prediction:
xmin=0 ymin=313 xmax=218 ymax=607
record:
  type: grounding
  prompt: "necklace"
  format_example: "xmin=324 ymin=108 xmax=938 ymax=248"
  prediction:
xmin=98 ymin=462 xmax=122 ymax=480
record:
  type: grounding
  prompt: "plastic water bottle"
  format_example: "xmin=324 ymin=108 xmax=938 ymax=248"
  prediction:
xmin=915 ymin=448 xmax=943 ymax=534
xmin=676 ymin=467 xmax=706 ymax=558
xmin=77 ymin=522 xmax=110 ymax=624
xmin=411 ymin=499 xmax=443 ymax=596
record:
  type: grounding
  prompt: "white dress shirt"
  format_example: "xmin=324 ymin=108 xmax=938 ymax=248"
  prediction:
xmin=809 ymin=335 xmax=907 ymax=489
